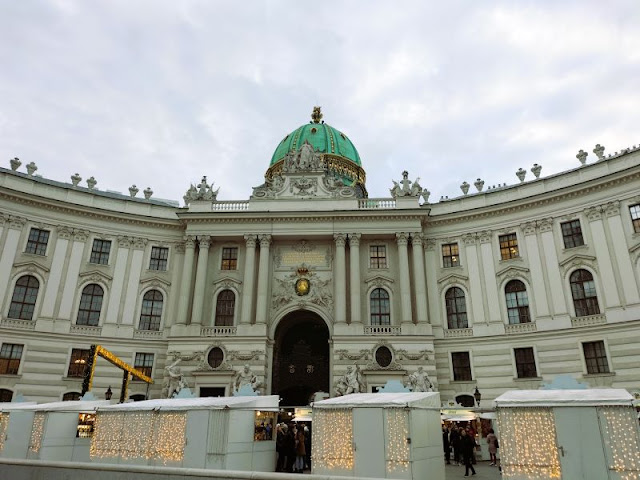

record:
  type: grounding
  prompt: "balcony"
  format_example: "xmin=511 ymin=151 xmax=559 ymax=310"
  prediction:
xmin=358 ymin=198 xmax=396 ymax=209
xmin=201 ymin=326 xmax=237 ymax=337
xmin=504 ymin=322 xmax=537 ymax=335
xmin=364 ymin=325 xmax=401 ymax=335
xmin=571 ymin=314 xmax=606 ymax=328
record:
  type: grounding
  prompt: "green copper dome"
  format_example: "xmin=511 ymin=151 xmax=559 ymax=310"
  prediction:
xmin=269 ymin=110 xmax=361 ymax=167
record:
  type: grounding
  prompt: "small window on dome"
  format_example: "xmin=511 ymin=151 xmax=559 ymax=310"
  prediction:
xmin=340 ymin=132 xmax=346 ymax=140
xmin=311 ymin=127 xmax=317 ymax=134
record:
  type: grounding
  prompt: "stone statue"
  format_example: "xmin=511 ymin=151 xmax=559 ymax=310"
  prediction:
xmin=407 ymin=366 xmax=434 ymax=392
xmin=335 ymin=364 xmax=366 ymax=396
xmin=299 ymin=141 xmax=314 ymax=169
xmin=234 ymin=364 xmax=258 ymax=392
xmin=164 ymin=358 xmax=188 ymax=398
xmin=390 ymin=171 xmax=423 ymax=198
xmin=183 ymin=176 xmax=220 ymax=205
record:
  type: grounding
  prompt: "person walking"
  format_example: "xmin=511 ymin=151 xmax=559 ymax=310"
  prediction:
xmin=460 ymin=429 xmax=477 ymax=476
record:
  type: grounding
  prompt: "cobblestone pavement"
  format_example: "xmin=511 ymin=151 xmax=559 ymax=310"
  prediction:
xmin=445 ymin=461 xmax=502 ymax=479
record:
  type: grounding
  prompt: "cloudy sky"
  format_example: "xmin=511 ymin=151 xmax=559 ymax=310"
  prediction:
xmin=1 ymin=1 xmax=639 ymax=204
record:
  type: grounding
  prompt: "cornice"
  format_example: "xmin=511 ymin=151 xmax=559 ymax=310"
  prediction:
xmin=0 ymin=189 xmax=184 ymax=231
xmin=425 ymin=169 xmax=640 ymax=228
xmin=177 ymin=210 xmax=428 ymax=224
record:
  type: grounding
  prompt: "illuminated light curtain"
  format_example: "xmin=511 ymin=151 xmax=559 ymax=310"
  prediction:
xmin=0 ymin=413 xmax=9 ymax=452
xmin=312 ymin=408 xmax=354 ymax=470
xmin=91 ymin=411 xmax=187 ymax=462
xmin=29 ymin=412 xmax=46 ymax=453
xmin=385 ymin=408 xmax=410 ymax=474
xmin=598 ymin=406 xmax=640 ymax=480
xmin=496 ymin=407 xmax=561 ymax=479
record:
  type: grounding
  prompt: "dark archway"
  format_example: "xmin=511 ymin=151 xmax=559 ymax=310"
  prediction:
xmin=272 ymin=310 xmax=330 ymax=406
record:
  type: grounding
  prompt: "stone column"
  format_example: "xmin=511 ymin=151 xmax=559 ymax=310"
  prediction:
xmin=586 ymin=206 xmax=620 ymax=308
xmin=424 ymin=239 xmax=441 ymax=327
xmin=349 ymin=233 xmax=362 ymax=324
xmin=40 ymin=226 xmax=72 ymax=317
xmin=190 ymin=235 xmax=211 ymax=326
xmin=255 ymin=234 xmax=272 ymax=325
xmin=334 ymin=234 xmax=347 ymax=324
xmin=478 ymin=231 xmax=501 ymax=322
xmin=240 ymin=235 xmax=257 ymax=325
xmin=121 ymin=237 xmax=147 ymax=325
xmin=522 ymin=221 xmax=550 ymax=318
xmin=463 ymin=234 xmax=486 ymax=324
xmin=58 ymin=229 xmax=89 ymax=320
xmin=396 ymin=232 xmax=413 ymax=325
xmin=0 ymin=216 xmax=24 ymax=307
xmin=410 ymin=234 xmax=428 ymax=324
xmin=176 ymin=236 xmax=196 ymax=325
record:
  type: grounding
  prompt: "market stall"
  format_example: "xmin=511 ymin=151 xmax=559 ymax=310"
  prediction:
xmin=312 ymin=392 xmax=444 ymax=480
xmin=90 ymin=395 xmax=279 ymax=471
xmin=0 ymin=400 xmax=108 ymax=462
xmin=495 ymin=389 xmax=640 ymax=480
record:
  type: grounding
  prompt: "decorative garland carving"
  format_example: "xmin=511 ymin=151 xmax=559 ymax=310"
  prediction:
xmin=395 ymin=349 xmax=431 ymax=361
xmin=335 ymin=349 xmax=370 ymax=361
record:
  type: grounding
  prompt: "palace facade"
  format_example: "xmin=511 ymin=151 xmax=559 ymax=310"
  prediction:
xmin=1 ymin=110 xmax=640 ymax=407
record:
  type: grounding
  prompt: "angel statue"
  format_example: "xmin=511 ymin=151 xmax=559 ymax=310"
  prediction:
xmin=164 ymin=358 xmax=188 ymax=398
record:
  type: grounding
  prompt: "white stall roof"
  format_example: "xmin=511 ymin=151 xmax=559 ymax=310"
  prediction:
xmin=313 ymin=392 xmax=440 ymax=409
xmin=97 ymin=395 xmax=280 ymax=412
xmin=0 ymin=402 xmax=37 ymax=411
xmin=494 ymin=389 xmax=634 ymax=407
xmin=0 ymin=400 xmax=109 ymax=413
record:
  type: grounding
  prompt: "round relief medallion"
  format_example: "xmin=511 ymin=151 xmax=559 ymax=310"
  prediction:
xmin=295 ymin=278 xmax=310 ymax=296
xmin=207 ymin=347 xmax=224 ymax=369
xmin=375 ymin=346 xmax=392 ymax=368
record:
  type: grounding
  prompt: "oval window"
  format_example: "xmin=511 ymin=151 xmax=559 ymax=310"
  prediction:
xmin=207 ymin=347 xmax=224 ymax=369
xmin=375 ymin=346 xmax=392 ymax=368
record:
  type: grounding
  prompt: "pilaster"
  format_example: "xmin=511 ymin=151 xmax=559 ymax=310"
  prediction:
xmin=190 ymin=235 xmax=211 ymax=326
xmin=334 ymin=233 xmax=347 ymax=324
xmin=255 ymin=234 xmax=272 ymax=324
xmin=396 ymin=232 xmax=413 ymax=325
xmin=240 ymin=235 xmax=257 ymax=325
xmin=349 ymin=233 xmax=362 ymax=324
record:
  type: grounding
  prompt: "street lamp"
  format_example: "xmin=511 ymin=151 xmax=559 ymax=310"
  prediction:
xmin=105 ymin=386 xmax=113 ymax=401
xmin=473 ymin=386 xmax=482 ymax=407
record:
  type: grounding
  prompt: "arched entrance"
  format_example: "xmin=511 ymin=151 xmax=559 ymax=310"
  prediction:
xmin=272 ymin=310 xmax=330 ymax=406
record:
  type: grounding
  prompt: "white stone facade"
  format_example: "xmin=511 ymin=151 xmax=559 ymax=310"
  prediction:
xmin=1 ymin=140 xmax=640 ymax=407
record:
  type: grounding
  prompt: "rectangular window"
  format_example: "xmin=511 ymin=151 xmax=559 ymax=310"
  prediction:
xmin=451 ymin=351 xmax=472 ymax=381
xmin=499 ymin=233 xmax=519 ymax=260
xmin=67 ymin=348 xmax=90 ymax=378
xmin=221 ymin=247 xmax=238 ymax=270
xmin=561 ymin=220 xmax=585 ymax=248
xmin=149 ymin=246 xmax=169 ymax=271
xmin=89 ymin=239 xmax=111 ymax=265
xmin=514 ymin=347 xmax=538 ymax=378
xmin=0 ymin=343 xmax=24 ymax=375
xmin=583 ymin=341 xmax=610 ymax=374
xmin=369 ymin=245 xmax=387 ymax=269
xmin=25 ymin=228 xmax=49 ymax=256
xmin=630 ymin=204 xmax=640 ymax=233
xmin=134 ymin=352 xmax=154 ymax=379
xmin=442 ymin=243 xmax=460 ymax=268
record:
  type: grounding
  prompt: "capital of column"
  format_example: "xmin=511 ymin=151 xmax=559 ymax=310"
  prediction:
xmin=334 ymin=233 xmax=347 ymax=247
xmin=7 ymin=215 xmax=26 ymax=230
xmin=184 ymin=235 xmax=197 ymax=249
xmin=584 ymin=206 xmax=603 ymax=222
xmin=395 ymin=232 xmax=409 ymax=246
xmin=244 ymin=234 xmax=257 ymax=248
xmin=410 ymin=233 xmax=423 ymax=247
xmin=197 ymin=235 xmax=211 ymax=249
xmin=537 ymin=218 xmax=554 ymax=233
xmin=73 ymin=229 xmax=89 ymax=242
xmin=348 ymin=233 xmax=361 ymax=247
xmin=521 ymin=221 xmax=537 ymax=236
xmin=462 ymin=233 xmax=477 ymax=246
xmin=423 ymin=238 xmax=437 ymax=251
xmin=604 ymin=200 xmax=621 ymax=217
xmin=259 ymin=234 xmax=272 ymax=248
xmin=478 ymin=231 xmax=493 ymax=244
xmin=56 ymin=225 xmax=73 ymax=240
xmin=132 ymin=237 xmax=148 ymax=250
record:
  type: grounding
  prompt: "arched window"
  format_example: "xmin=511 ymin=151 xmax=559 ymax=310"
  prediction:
xmin=445 ymin=287 xmax=468 ymax=329
xmin=570 ymin=269 xmax=600 ymax=317
xmin=370 ymin=288 xmax=390 ymax=326
xmin=139 ymin=290 xmax=163 ymax=330
xmin=505 ymin=280 xmax=531 ymax=324
xmin=76 ymin=284 xmax=104 ymax=326
xmin=0 ymin=389 xmax=13 ymax=402
xmin=129 ymin=394 xmax=147 ymax=402
xmin=8 ymin=275 xmax=39 ymax=320
xmin=62 ymin=392 xmax=81 ymax=401
xmin=215 ymin=290 xmax=235 ymax=326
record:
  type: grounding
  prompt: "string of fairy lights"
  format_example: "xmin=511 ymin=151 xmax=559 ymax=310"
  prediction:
xmin=497 ymin=407 xmax=562 ymax=479
xmin=28 ymin=412 xmax=46 ymax=453
xmin=385 ymin=408 xmax=410 ymax=473
xmin=90 ymin=410 xmax=187 ymax=463
xmin=311 ymin=409 xmax=354 ymax=470
xmin=598 ymin=406 xmax=640 ymax=480
xmin=0 ymin=413 xmax=9 ymax=452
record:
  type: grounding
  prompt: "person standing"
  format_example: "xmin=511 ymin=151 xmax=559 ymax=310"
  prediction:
xmin=486 ymin=428 xmax=499 ymax=466
xmin=450 ymin=426 xmax=461 ymax=466
xmin=442 ymin=426 xmax=451 ymax=464
xmin=460 ymin=429 xmax=477 ymax=476
xmin=294 ymin=426 xmax=306 ymax=473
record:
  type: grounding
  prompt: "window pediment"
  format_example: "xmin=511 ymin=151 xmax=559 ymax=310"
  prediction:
xmin=437 ymin=273 xmax=469 ymax=285
xmin=139 ymin=276 xmax=171 ymax=288
xmin=559 ymin=253 xmax=597 ymax=274
xmin=364 ymin=274 xmax=394 ymax=289
xmin=628 ymin=242 xmax=640 ymax=263
xmin=12 ymin=261 xmax=50 ymax=274
xmin=78 ymin=270 xmax=113 ymax=282
xmin=495 ymin=265 xmax=529 ymax=281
